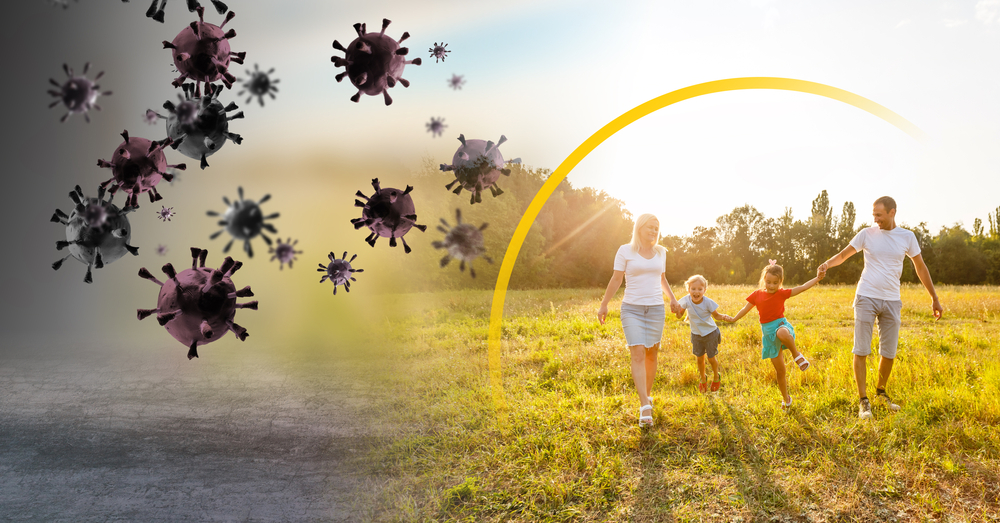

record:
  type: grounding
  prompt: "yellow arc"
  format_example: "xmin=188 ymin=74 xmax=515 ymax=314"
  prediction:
xmin=487 ymin=77 xmax=925 ymax=422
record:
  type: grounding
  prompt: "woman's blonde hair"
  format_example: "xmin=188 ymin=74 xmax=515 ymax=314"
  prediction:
xmin=629 ymin=213 xmax=666 ymax=255
xmin=685 ymin=274 xmax=707 ymax=290
xmin=758 ymin=262 xmax=784 ymax=289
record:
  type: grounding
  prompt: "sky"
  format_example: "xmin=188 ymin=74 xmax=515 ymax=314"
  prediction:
xmin=1 ymin=0 xmax=999 ymax=348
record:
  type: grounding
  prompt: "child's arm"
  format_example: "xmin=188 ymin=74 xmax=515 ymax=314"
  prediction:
xmin=727 ymin=303 xmax=755 ymax=322
xmin=711 ymin=309 xmax=732 ymax=323
xmin=674 ymin=296 xmax=687 ymax=319
xmin=789 ymin=266 xmax=827 ymax=297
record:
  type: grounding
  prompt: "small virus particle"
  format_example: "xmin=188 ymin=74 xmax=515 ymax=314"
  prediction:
xmin=51 ymin=185 xmax=139 ymax=284
xmin=440 ymin=134 xmax=520 ymax=205
xmin=157 ymin=244 xmax=169 ymax=256
xmin=433 ymin=209 xmax=492 ymax=278
xmin=317 ymin=252 xmax=363 ymax=295
xmin=331 ymin=18 xmax=422 ymax=105
xmin=447 ymin=74 xmax=465 ymax=90
xmin=147 ymin=83 xmax=243 ymax=169
xmin=97 ymin=130 xmax=186 ymax=208
xmin=49 ymin=0 xmax=78 ymax=9
xmin=268 ymin=238 xmax=301 ymax=270
xmin=207 ymin=186 xmax=279 ymax=258
xmin=162 ymin=6 xmax=245 ymax=93
xmin=352 ymin=178 xmax=426 ymax=253
xmin=426 ymin=117 xmax=446 ymax=137
xmin=238 ymin=64 xmax=280 ymax=107
xmin=157 ymin=206 xmax=176 ymax=221
xmin=428 ymin=42 xmax=450 ymax=63
xmin=137 ymin=247 xmax=256 ymax=360
xmin=47 ymin=63 xmax=112 ymax=123
xmin=126 ymin=0 xmax=229 ymax=23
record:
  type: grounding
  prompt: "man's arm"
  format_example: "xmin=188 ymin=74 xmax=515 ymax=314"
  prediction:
xmin=819 ymin=245 xmax=857 ymax=272
xmin=910 ymin=253 xmax=943 ymax=320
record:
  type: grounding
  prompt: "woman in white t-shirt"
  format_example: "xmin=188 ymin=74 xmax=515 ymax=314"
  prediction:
xmin=597 ymin=213 xmax=680 ymax=427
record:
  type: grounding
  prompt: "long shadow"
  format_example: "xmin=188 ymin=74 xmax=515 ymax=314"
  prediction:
xmin=631 ymin=429 xmax=679 ymax=523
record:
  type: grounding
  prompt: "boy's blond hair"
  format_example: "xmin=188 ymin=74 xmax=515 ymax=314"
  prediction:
xmin=685 ymin=274 xmax=708 ymax=290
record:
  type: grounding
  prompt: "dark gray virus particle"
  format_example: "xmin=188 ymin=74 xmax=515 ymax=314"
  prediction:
xmin=440 ymin=134 xmax=520 ymax=204
xmin=122 ymin=0 xmax=228 ymax=23
xmin=426 ymin=117 xmax=446 ymax=137
xmin=428 ymin=42 xmax=450 ymax=63
xmin=351 ymin=178 xmax=426 ymax=253
xmin=433 ymin=209 xmax=492 ymax=278
xmin=317 ymin=251 xmax=363 ymax=295
xmin=269 ymin=238 xmax=301 ymax=270
xmin=238 ymin=64 xmax=280 ymax=107
xmin=447 ymin=74 xmax=465 ymax=90
xmin=331 ymin=18 xmax=422 ymax=105
xmin=207 ymin=187 xmax=279 ymax=258
xmin=51 ymin=185 xmax=139 ymax=284
xmin=48 ymin=63 xmax=111 ymax=123
xmin=147 ymin=82 xmax=243 ymax=169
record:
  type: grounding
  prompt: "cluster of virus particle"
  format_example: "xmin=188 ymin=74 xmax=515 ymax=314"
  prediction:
xmin=447 ymin=74 xmax=465 ymax=90
xmin=428 ymin=42 xmax=450 ymax=63
xmin=440 ymin=134 xmax=519 ymax=204
xmin=331 ymin=18 xmax=422 ymax=105
xmin=426 ymin=117 xmax=446 ymax=137
xmin=433 ymin=209 xmax=492 ymax=278
xmin=47 ymin=63 xmax=112 ymax=123
xmin=137 ymin=247 xmax=256 ymax=360
xmin=268 ymin=238 xmax=301 ymax=270
xmin=51 ymin=185 xmax=139 ymax=284
xmin=318 ymin=252 xmax=363 ymax=295
xmin=238 ymin=64 xmax=280 ymax=107
xmin=147 ymin=82 xmax=243 ymax=169
xmin=207 ymin=186 xmax=279 ymax=258
xmin=97 ymin=130 xmax=186 ymax=208
xmin=126 ymin=0 xmax=229 ymax=23
xmin=157 ymin=206 xmax=176 ymax=221
xmin=163 ymin=6 xmax=245 ymax=93
xmin=352 ymin=178 xmax=426 ymax=253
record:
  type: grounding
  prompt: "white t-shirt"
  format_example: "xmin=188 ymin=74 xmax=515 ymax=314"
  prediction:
xmin=677 ymin=295 xmax=719 ymax=337
xmin=613 ymin=244 xmax=665 ymax=306
xmin=849 ymin=225 xmax=921 ymax=301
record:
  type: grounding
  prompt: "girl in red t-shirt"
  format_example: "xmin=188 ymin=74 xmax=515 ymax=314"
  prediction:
xmin=725 ymin=261 xmax=825 ymax=408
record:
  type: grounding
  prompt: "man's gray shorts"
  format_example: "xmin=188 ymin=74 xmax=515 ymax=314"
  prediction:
xmin=853 ymin=295 xmax=902 ymax=359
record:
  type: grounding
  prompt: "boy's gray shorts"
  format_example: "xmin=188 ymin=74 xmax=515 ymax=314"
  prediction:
xmin=691 ymin=328 xmax=721 ymax=358
xmin=853 ymin=295 xmax=902 ymax=359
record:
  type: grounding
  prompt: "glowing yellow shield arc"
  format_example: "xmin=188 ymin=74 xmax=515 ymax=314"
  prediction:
xmin=487 ymin=77 xmax=925 ymax=421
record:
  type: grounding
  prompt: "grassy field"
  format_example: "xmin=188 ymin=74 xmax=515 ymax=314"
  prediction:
xmin=358 ymin=285 xmax=1000 ymax=522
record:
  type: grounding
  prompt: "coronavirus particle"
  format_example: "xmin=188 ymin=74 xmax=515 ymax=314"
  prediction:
xmin=163 ymin=6 xmax=245 ymax=93
xmin=351 ymin=178 xmax=426 ymax=253
xmin=157 ymin=206 xmax=176 ymax=221
xmin=98 ymin=130 xmax=186 ymax=208
xmin=207 ymin=186 xmax=279 ymax=258
xmin=428 ymin=42 xmax=450 ymax=63
xmin=447 ymin=74 xmax=465 ymax=90
xmin=51 ymin=185 xmax=139 ymax=284
xmin=440 ymin=134 xmax=519 ymax=205
xmin=47 ymin=63 xmax=112 ymax=123
xmin=331 ymin=18 xmax=422 ymax=105
xmin=317 ymin=252 xmax=363 ymax=295
xmin=137 ymin=247 xmax=256 ymax=360
xmin=433 ymin=209 xmax=492 ymax=278
xmin=157 ymin=244 xmax=169 ymax=256
xmin=269 ymin=238 xmax=301 ymax=270
xmin=426 ymin=117 xmax=446 ymax=137
xmin=128 ymin=0 xmax=229 ymax=23
xmin=147 ymin=83 xmax=243 ymax=169
xmin=238 ymin=64 xmax=279 ymax=107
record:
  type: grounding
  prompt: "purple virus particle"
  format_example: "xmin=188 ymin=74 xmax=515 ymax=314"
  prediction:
xmin=47 ymin=62 xmax=111 ymax=123
xmin=207 ymin=186 xmax=279 ymax=258
xmin=125 ymin=0 xmax=229 ymax=24
xmin=352 ymin=178 xmax=426 ymax=253
xmin=162 ymin=6 xmax=245 ymax=93
xmin=433 ymin=209 xmax=492 ymax=278
xmin=447 ymin=74 xmax=465 ymax=90
xmin=98 ymin=130 xmax=186 ymax=209
xmin=318 ymin=252 xmax=363 ymax=295
xmin=426 ymin=117 xmax=446 ymax=137
xmin=428 ymin=42 xmax=450 ymax=63
xmin=157 ymin=244 xmax=169 ymax=256
xmin=147 ymin=83 xmax=243 ymax=169
xmin=238 ymin=64 xmax=280 ymax=107
xmin=157 ymin=206 xmax=176 ymax=221
xmin=331 ymin=18 xmax=422 ymax=105
xmin=268 ymin=237 xmax=301 ymax=270
xmin=51 ymin=185 xmax=139 ymax=284
xmin=137 ymin=247 xmax=256 ymax=360
xmin=440 ymin=134 xmax=520 ymax=205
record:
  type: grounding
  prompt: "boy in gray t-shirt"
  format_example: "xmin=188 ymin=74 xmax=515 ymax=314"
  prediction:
xmin=675 ymin=275 xmax=733 ymax=393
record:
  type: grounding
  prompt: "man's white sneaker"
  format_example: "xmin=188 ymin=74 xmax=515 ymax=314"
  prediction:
xmin=875 ymin=391 xmax=901 ymax=412
xmin=859 ymin=398 xmax=873 ymax=420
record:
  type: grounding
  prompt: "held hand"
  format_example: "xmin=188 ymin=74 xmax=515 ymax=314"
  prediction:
xmin=670 ymin=300 xmax=681 ymax=315
xmin=932 ymin=298 xmax=943 ymax=320
xmin=816 ymin=267 xmax=826 ymax=281
xmin=598 ymin=304 xmax=608 ymax=325
xmin=818 ymin=262 xmax=829 ymax=273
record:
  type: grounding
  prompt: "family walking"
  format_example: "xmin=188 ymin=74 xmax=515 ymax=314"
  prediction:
xmin=597 ymin=197 xmax=942 ymax=426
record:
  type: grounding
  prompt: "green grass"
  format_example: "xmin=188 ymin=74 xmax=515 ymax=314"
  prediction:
xmin=359 ymin=285 xmax=1000 ymax=522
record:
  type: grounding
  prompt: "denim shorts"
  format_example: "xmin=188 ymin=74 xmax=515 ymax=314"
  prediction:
xmin=620 ymin=302 xmax=665 ymax=348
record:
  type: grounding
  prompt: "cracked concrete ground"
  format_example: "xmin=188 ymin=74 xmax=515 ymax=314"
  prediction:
xmin=0 ymin=341 xmax=381 ymax=522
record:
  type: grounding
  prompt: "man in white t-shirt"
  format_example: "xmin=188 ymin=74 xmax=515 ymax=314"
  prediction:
xmin=819 ymin=196 xmax=943 ymax=420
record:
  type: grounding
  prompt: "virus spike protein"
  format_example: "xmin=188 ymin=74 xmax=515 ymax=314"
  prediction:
xmin=330 ymin=18 xmax=422 ymax=105
xmin=351 ymin=178 xmax=426 ymax=253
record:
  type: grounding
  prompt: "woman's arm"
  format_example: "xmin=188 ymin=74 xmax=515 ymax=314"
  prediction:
xmin=660 ymin=274 xmax=680 ymax=314
xmin=597 ymin=271 xmax=625 ymax=325
xmin=728 ymin=302 xmax=755 ymax=322
xmin=789 ymin=266 xmax=826 ymax=297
